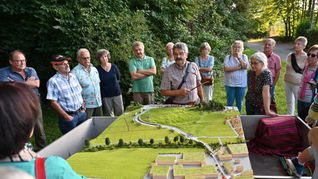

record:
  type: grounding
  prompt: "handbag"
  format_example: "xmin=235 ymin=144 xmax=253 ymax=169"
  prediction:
xmin=198 ymin=57 xmax=213 ymax=86
xmin=35 ymin=157 xmax=46 ymax=179
xmin=164 ymin=63 xmax=191 ymax=104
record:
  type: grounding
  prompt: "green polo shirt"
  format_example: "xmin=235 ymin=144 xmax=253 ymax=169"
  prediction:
xmin=129 ymin=55 xmax=156 ymax=92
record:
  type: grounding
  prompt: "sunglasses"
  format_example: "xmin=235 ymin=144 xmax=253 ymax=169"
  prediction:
xmin=307 ymin=53 xmax=318 ymax=58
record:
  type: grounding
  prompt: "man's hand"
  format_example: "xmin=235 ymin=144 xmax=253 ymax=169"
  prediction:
xmin=178 ymin=88 xmax=190 ymax=96
xmin=25 ymin=76 xmax=40 ymax=88
xmin=64 ymin=114 xmax=73 ymax=121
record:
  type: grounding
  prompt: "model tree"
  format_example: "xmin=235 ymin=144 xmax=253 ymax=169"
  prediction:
xmin=118 ymin=139 xmax=124 ymax=147
xmin=150 ymin=138 xmax=154 ymax=145
xmin=164 ymin=136 xmax=170 ymax=144
xmin=105 ymin=137 xmax=110 ymax=145
xmin=173 ymin=136 xmax=179 ymax=143
xmin=138 ymin=138 xmax=144 ymax=146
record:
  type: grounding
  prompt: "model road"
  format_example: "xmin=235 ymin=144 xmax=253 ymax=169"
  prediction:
xmin=132 ymin=104 xmax=229 ymax=178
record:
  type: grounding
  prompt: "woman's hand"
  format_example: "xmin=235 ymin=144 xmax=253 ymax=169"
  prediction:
xmin=266 ymin=110 xmax=278 ymax=117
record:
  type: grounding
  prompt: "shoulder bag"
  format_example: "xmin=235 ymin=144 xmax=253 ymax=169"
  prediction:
xmin=198 ymin=57 xmax=213 ymax=86
xmin=164 ymin=63 xmax=191 ymax=104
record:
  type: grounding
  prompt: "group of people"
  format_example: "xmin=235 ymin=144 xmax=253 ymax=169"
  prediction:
xmin=0 ymin=48 xmax=125 ymax=143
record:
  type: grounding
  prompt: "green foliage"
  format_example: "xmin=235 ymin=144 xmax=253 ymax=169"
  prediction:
xmin=0 ymin=0 xmax=252 ymax=106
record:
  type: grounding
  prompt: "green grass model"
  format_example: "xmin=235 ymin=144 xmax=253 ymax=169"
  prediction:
xmin=68 ymin=105 xmax=243 ymax=178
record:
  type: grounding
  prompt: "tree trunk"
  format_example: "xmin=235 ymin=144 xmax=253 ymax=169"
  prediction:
xmin=310 ymin=0 xmax=316 ymax=29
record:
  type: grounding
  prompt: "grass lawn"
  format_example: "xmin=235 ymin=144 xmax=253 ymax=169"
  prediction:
xmin=141 ymin=107 xmax=240 ymax=137
xmin=67 ymin=148 xmax=203 ymax=179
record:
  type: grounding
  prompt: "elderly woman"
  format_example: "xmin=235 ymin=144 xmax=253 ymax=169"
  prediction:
xmin=297 ymin=45 xmax=318 ymax=120
xmin=96 ymin=49 xmax=124 ymax=116
xmin=195 ymin=42 xmax=215 ymax=102
xmin=160 ymin=42 xmax=175 ymax=74
xmin=284 ymin=36 xmax=308 ymax=115
xmin=0 ymin=82 xmax=85 ymax=178
xmin=245 ymin=52 xmax=277 ymax=116
xmin=223 ymin=40 xmax=249 ymax=112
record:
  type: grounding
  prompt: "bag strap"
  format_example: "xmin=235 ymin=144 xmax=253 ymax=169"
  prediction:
xmin=291 ymin=53 xmax=303 ymax=74
xmin=176 ymin=62 xmax=191 ymax=89
xmin=35 ymin=157 xmax=46 ymax=179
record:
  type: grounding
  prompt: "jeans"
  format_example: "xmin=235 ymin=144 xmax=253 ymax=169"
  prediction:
xmin=225 ymin=86 xmax=246 ymax=113
xmin=270 ymin=85 xmax=276 ymax=102
xmin=58 ymin=111 xmax=87 ymax=134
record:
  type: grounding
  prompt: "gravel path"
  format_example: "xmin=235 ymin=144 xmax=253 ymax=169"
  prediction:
xmin=246 ymin=39 xmax=294 ymax=61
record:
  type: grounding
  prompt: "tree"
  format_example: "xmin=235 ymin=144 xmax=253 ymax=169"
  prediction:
xmin=138 ymin=138 xmax=144 ymax=146
xmin=118 ymin=139 xmax=124 ymax=147
xmin=173 ymin=136 xmax=179 ymax=143
xmin=180 ymin=136 xmax=185 ymax=144
xmin=149 ymin=138 xmax=154 ymax=145
xmin=164 ymin=136 xmax=170 ymax=144
xmin=84 ymin=139 xmax=90 ymax=147
xmin=105 ymin=137 xmax=110 ymax=145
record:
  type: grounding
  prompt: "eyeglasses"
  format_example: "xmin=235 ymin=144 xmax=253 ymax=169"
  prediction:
xmin=307 ymin=53 xmax=318 ymax=58
xmin=251 ymin=61 xmax=260 ymax=65
xmin=13 ymin=59 xmax=26 ymax=63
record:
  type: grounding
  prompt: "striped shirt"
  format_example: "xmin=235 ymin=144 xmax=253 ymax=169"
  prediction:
xmin=46 ymin=73 xmax=83 ymax=112
xmin=223 ymin=54 xmax=249 ymax=87
xmin=160 ymin=62 xmax=201 ymax=104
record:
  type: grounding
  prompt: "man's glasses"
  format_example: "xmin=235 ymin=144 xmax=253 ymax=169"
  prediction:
xmin=307 ymin=53 xmax=318 ymax=58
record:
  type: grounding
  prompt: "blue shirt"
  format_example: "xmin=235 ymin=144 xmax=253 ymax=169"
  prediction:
xmin=46 ymin=73 xmax=83 ymax=112
xmin=71 ymin=64 xmax=102 ymax=108
xmin=0 ymin=66 xmax=40 ymax=96
xmin=223 ymin=54 xmax=249 ymax=87
xmin=0 ymin=156 xmax=85 ymax=179
xmin=195 ymin=55 xmax=215 ymax=77
xmin=97 ymin=64 xmax=122 ymax=98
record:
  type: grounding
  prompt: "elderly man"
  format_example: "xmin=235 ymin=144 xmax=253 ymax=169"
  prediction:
xmin=47 ymin=55 xmax=87 ymax=134
xmin=0 ymin=50 xmax=46 ymax=150
xmin=264 ymin=38 xmax=281 ymax=101
xmin=129 ymin=41 xmax=156 ymax=104
xmin=160 ymin=42 xmax=203 ymax=105
xmin=72 ymin=48 xmax=102 ymax=119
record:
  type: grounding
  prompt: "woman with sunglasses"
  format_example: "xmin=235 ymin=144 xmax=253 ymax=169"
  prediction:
xmin=297 ymin=45 xmax=318 ymax=120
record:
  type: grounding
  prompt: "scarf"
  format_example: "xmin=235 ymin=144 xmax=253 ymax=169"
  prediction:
xmin=299 ymin=65 xmax=316 ymax=99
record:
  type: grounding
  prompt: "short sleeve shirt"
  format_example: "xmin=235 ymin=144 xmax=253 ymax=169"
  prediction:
xmin=129 ymin=55 xmax=156 ymax=92
xmin=160 ymin=62 xmax=201 ymax=104
xmin=0 ymin=66 xmax=40 ymax=96
xmin=71 ymin=64 xmax=102 ymax=108
xmin=267 ymin=52 xmax=281 ymax=80
xmin=161 ymin=57 xmax=175 ymax=69
xmin=223 ymin=54 xmax=249 ymax=87
xmin=195 ymin=55 xmax=215 ymax=77
xmin=246 ymin=69 xmax=272 ymax=107
xmin=46 ymin=73 xmax=83 ymax=112
xmin=0 ymin=156 xmax=86 ymax=179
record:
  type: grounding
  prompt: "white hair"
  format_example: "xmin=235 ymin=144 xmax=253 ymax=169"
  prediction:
xmin=251 ymin=51 xmax=268 ymax=69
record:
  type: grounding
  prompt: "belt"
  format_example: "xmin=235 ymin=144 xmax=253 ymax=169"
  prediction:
xmin=65 ymin=108 xmax=82 ymax=115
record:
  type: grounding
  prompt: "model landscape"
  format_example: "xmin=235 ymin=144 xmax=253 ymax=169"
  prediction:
xmin=67 ymin=104 xmax=254 ymax=179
